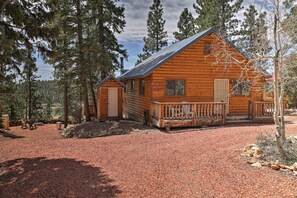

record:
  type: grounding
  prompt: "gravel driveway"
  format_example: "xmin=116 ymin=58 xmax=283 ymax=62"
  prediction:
xmin=0 ymin=124 xmax=297 ymax=197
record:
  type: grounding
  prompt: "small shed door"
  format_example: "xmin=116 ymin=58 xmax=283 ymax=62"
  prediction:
xmin=214 ymin=79 xmax=229 ymax=113
xmin=108 ymin=87 xmax=118 ymax=117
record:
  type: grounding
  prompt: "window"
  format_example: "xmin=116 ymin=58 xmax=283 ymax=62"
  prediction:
xmin=204 ymin=42 xmax=211 ymax=55
xmin=139 ymin=79 xmax=145 ymax=95
xmin=130 ymin=80 xmax=135 ymax=90
xmin=124 ymin=82 xmax=128 ymax=93
xmin=166 ymin=80 xmax=185 ymax=96
xmin=232 ymin=80 xmax=251 ymax=96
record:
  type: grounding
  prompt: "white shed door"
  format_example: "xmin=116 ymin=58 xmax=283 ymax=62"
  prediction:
xmin=214 ymin=79 xmax=229 ymax=113
xmin=108 ymin=88 xmax=118 ymax=117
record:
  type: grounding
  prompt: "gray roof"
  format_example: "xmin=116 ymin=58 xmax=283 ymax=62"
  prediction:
xmin=96 ymin=74 xmax=124 ymax=88
xmin=120 ymin=28 xmax=221 ymax=80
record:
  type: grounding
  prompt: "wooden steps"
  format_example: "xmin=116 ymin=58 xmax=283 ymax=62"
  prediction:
xmin=226 ymin=115 xmax=252 ymax=125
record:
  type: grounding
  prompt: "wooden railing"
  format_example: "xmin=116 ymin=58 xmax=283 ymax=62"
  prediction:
xmin=151 ymin=101 xmax=226 ymax=128
xmin=248 ymin=101 xmax=274 ymax=123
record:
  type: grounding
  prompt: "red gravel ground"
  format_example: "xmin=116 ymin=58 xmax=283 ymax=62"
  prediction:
xmin=1 ymin=123 xmax=297 ymax=197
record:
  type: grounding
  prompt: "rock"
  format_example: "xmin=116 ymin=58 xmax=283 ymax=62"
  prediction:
xmin=251 ymin=162 xmax=262 ymax=168
xmin=292 ymin=162 xmax=297 ymax=170
xmin=254 ymin=154 xmax=262 ymax=158
xmin=280 ymin=168 xmax=291 ymax=172
xmin=284 ymin=165 xmax=295 ymax=171
xmin=279 ymin=164 xmax=286 ymax=169
xmin=247 ymin=158 xmax=257 ymax=164
xmin=261 ymin=162 xmax=269 ymax=166
xmin=271 ymin=164 xmax=280 ymax=170
xmin=255 ymin=148 xmax=263 ymax=155
xmin=244 ymin=145 xmax=252 ymax=151
xmin=293 ymin=171 xmax=297 ymax=176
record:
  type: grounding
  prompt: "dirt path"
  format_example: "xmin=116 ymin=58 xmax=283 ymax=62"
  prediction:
xmin=0 ymin=124 xmax=296 ymax=197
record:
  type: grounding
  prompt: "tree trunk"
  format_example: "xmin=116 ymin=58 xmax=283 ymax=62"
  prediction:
xmin=62 ymin=24 xmax=69 ymax=128
xmin=63 ymin=79 xmax=68 ymax=128
xmin=273 ymin=5 xmax=287 ymax=160
xmin=28 ymin=71 xmax=32 ymax=120
xmin=89 ymin=81 xmax=97 ymax=118
xmin=76 ymin=0 xmax=90 ymax=122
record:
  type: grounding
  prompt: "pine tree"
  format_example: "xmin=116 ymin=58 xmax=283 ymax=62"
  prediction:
xmin=193 ymin=0 xmax=243 ymax=37
xmin=22 ymin=52 xmax=41 ymax=120
xmin=173 ymin=8 xmax=196 ymax=41
xmin=238 ymin=5 xmax=270 ymax=59
xmin=0 ymin=1 xmax=57 ymax=72
xmin=88 ymin=0 xmax=127 ymax=77
xmin=0 ymin=0 xmax=57 ymax=120
xmin=136 ymin=0 xmax=168 ymax=64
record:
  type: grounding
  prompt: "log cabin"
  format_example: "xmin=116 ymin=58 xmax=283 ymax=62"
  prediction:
xmin=97 ymin=28 xmax=274 ymax=129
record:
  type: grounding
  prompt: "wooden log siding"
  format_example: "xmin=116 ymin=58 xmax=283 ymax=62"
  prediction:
xmin=97 ymin=80 xmax=123 ymax=120
xmin=151 ymin=101 xmax=226 ymax=128
xmin=150 ymin=34 xmax=264 ymax=115
xmin=122 ymin=75 xmax=152 ymax=122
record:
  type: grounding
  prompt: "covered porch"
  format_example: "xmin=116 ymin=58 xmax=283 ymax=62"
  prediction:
xmin=151 ymin=101 xmax=275 ymax=129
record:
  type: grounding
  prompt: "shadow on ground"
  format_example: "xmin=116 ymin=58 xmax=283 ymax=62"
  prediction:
xmin=0 ymin=157 xmax=121 ymax=197
xmin=0 ymin=129 xmax=24 ymax=139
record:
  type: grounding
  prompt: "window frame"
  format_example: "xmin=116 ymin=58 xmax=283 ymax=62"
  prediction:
xmin=165 ymin=79 xmax=186 ymax=96
xmin=130 ymin=80 xmax=135 ymax=91
xmin=204 ymin=42 xmax=211 ymax=55
xmin=124 ymin=82 xmax=128 ymax=93
xmin=139 ymin=79 xmax=145 ymax=95
xmin=232 ymin=80 xmax=251 ymax=97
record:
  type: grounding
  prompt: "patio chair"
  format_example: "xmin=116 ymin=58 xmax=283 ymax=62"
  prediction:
xmin=182 ymin=104 xmax=194 ymax=118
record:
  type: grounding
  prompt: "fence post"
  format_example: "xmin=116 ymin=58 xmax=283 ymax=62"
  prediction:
xmin=222 ymin=103 xmax=226 ymax=125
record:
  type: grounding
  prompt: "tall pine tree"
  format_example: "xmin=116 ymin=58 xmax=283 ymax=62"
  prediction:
xmin=22 ymin=52 xmax=42 ymax=120
xmin=47 ymin=0 xmax=76 ymax=126
xmin=136 ymin=0 xmax=168 ymax=64
xmin=193 ymin=0 xmax=243 ymax=37
xmin=238 ymin=5 xmax=269 ymax=59
xmin=0 ymin=0 xmax=57 ymax=120
xmin=173 ymin=8 xmax=196 ymax=41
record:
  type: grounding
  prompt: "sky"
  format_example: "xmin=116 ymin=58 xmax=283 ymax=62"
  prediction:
xmin=37 ymin=0 xmax=266 ymax=80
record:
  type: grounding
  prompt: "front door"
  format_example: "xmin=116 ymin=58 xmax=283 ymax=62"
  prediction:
xmin=214 ymin=79 xmax=229 ymax=113
xmin=108 ymin=87 xmax=118 ymax=117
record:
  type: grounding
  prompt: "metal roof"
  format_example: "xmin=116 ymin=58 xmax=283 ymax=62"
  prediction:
xmin=120 ymin=28 xmax=217 ymax=80
xmin=96 ymin=74 xmax=124 ymax=88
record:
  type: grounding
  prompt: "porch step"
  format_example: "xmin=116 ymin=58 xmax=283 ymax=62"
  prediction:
xmin=226 ymin=119 xmax=252 ymax=125
xmin=226 ymin=115 xmax=249 ymax=121
xmin=226 ymin=115 xmax=252 ymax=125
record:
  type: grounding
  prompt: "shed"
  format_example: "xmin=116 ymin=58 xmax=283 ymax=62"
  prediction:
xmin=96 ymin=75 xmax=124 ymax=121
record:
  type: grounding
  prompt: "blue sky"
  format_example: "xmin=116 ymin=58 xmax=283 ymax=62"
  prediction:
xmin=37 ymin=0 xmax=262 ymax=80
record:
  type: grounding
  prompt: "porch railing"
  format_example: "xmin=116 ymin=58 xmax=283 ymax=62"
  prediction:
xmin=248 ymin=101 xmax=274 ymax=123
xmin=151 ymin=101 xmax=226 ymax=128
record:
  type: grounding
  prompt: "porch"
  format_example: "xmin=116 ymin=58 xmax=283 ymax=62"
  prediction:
xmin=151 ymin=101 xmax=275 ymax=129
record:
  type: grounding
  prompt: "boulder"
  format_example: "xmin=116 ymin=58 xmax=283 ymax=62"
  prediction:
xmin=293 ymin=171 xmax=297 ymax=176
xmin=280 ymin=168 xmax=291 ymax=173
xmin=292 ymin=162 xmax=297 ymax=170
xmin=251 ymin=162 xmax=262 ymax=168
xmin=247 ymin=158 xmax=258 ymax=164
xmin=271 ymin=164 xmax=280 ymax=170
xmin=284 ymin=165 xmax=295 ymax=171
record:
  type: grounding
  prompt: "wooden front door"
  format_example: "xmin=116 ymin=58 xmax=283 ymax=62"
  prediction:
xmin=108 ymin=87 xmax=118 ymax=117
xmin=214 ymin=79 xmax=229 ymax=113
